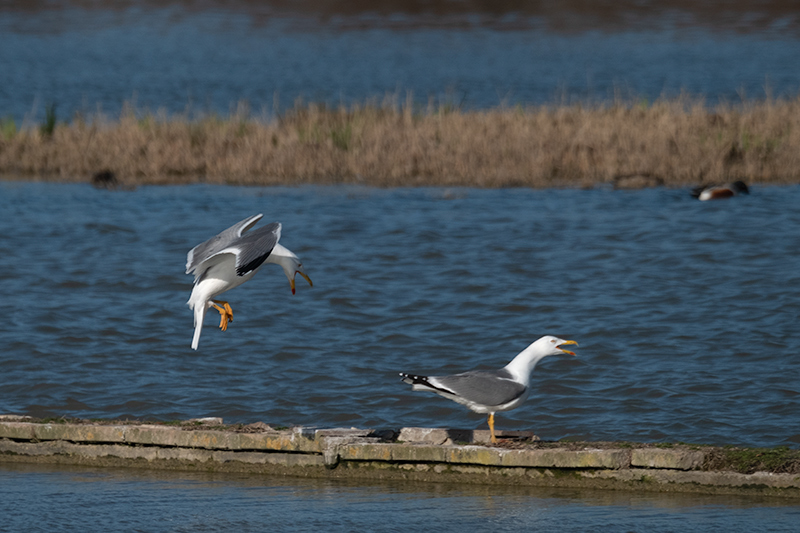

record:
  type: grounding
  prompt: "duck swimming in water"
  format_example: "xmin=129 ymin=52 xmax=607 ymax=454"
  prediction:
xmin=691 ymin=181 xmax=750 ymax=201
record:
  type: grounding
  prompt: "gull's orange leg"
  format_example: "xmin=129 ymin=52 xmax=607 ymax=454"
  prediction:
xmin=210 ymin=300 xmax=234 ymax=331
xmin=488 ymin=412 xmax=497 ymax=444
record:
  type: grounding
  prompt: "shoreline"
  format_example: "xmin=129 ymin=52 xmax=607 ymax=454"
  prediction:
xmin=2 ymin=97 xmax=799 ymax=189
xmin=2 ymin=418 xmax=798 ymax=497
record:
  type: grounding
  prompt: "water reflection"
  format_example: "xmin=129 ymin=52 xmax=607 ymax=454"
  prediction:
xmin=1 ymin=462 xmax=798 ymax=532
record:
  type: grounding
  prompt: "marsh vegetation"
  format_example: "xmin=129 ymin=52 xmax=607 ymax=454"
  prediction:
xmin=1 ymin=96 xmax=799 ymax=188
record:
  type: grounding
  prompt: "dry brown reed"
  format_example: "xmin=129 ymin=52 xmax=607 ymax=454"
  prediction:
xmin=2 ymin=96 xmax=799 ymax=188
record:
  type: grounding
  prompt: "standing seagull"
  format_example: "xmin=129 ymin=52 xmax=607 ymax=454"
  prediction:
xmin=186 ymin=214 xmax=312 ymax=350
xmin=400 ymin=335 xmax=578 ymax=443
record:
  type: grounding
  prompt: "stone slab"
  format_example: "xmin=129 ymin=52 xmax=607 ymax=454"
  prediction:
xmin=2 ymin=421 xmax=799 ymax=497
xmin=0 ymin=422 xmax=320 ymax=453
xmin=398 ymin=427 xmax=537 ymax=445
xmin=631 ymin=448 xmax=706 ymax=470
xmin=498 ymin=448 xmax=630 ymax=469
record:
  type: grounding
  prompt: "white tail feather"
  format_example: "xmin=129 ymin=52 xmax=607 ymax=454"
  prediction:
xmin=191 ymin=304 xmax=206 ymax=350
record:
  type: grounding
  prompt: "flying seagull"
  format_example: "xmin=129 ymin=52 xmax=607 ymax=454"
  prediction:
xmin=400 ymin=335 xmax=578 ymax=443
xmin=186 ymin=214 xmax=312 ymax=350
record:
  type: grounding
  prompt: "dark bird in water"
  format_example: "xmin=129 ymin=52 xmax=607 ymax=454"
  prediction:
xmin=691 ymin=181 xmax=750 ymax=201
xmin=91 ymin=170 xmax=118 ymax=190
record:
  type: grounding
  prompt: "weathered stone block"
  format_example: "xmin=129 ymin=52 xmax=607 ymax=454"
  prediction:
xmin=238 ymin=432 xmax=282 ymax=451
xmin=398 ymin=427 xmax=452 ymax=444
xmin=631 ymin=448 xmax=706 ymax=470
xmin=500 ymin=448 xmax=629 ymax=469
xmin=0 ymin=422 xmax=39 ymax=440
xmin=34 ymin=423 xmax=126 ymax=444
xmin=173 ymin=429 xmax=239 ymax=450
xmin=389 ymin=444 xmax=448 ymax=463
xmin=447 ymin=446 xmax=503 ymax=466
xmin=399 ymin=427 xmax=536 ymax=445
xmin=123 ymin=425 xmax=182 ymax=446
xmin=337 ymin=443 xmax=394 ymax=462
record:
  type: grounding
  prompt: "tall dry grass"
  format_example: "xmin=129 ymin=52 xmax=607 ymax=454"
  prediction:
xmin=1 ymin=96 xmax=799 ymax=188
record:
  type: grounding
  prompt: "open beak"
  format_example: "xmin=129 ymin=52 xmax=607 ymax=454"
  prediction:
xmin=557 ymin=340 xmax=579 ymax=356
xmin=290 ymin=271 xmax=313 ymax=295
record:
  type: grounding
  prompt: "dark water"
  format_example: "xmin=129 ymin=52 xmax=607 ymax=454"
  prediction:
xmin=2 ymin=462 xmax=800 ymax=533
xmin=1 ymin=182 xmax=799 ymax=448
xmin=1 ymin=2 xmax=799 ymax=124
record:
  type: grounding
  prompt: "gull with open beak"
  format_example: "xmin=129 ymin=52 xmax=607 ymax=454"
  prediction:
xmin=186 ymin=214 xmax=312 ymax=350
xmin=400 ymin=335 xmax=578 ymax=443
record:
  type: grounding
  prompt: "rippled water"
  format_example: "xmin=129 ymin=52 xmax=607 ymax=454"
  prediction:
xmin=2 ymin=463 xmax=799 ymax=533
xmin=1 ymin=182 xmax=798 ymax=448
xmin=1 ymin=4 xmax=799 ymax=123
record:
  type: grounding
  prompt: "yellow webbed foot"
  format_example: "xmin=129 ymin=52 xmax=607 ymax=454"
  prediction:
xmin=211 ymin=300 xmax=234 ymax=331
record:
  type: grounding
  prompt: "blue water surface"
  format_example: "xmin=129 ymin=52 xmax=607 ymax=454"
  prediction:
xmin=0 ymin=5 xmax=798 ymax=123
xmin=1 ymin=182 xmax=798 ymax=448
xmin=1 ymin=462 xmax=799 ymax=533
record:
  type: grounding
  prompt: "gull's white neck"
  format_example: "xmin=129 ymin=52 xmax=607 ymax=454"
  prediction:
xmin=266 ymin=243 xmax=292 ymax=262
xmin=502 ymin=340 xmax=552 ymax=385
xmin=265 ymin=243 xmax=297 ymax=280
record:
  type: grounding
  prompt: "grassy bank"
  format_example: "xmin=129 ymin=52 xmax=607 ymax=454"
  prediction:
xmin=1 ymin=97 xmax=799 ymax=188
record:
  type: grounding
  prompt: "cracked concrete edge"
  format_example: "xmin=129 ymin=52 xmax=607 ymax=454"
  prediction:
xmin=398 ymin=427 xmax=537 ymax=445
xmin=0 ymin=421 xmax=321 ymax=453
xmin=2 ymin=438 xmax=799 ymax=496
xmin=3 ymin=420 xmax=798 ymax=495
xmin=0 ymin=421 xmax=698 ymax=470
xmin=631 ymin=448 xmax=706 ymax=470
xmin=336 ymin=442 xmax=631 ymax=469
xmin=589 ymin=468 xmax=800 ymax=490
xmin=0 ymin=439 xmax=325 ymax=469
xmin=0 ymin=422 xmax=634 ymax=470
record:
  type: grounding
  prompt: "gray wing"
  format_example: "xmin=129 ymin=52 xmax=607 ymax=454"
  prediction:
xmin=434 ymin=369 xmax=526 ymax=407
xmin=186 ymin=214 xmax=264 ymax=275
xmin=231 ymin=223 xmax=281 ymax=276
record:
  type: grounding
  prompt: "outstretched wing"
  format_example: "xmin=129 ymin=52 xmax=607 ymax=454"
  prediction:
xmin=230 ymin=223 xmax=282 ymax=276
xmin=186 ymin=214 xmax=264 ymax=275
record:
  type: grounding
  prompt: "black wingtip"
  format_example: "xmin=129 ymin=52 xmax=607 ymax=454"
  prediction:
xmin=399 ymin=372 xmax=430 ymax=386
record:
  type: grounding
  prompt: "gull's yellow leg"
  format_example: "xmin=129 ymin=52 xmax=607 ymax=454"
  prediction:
xmin=210 ymin=300 xmax=234 ymax=331
xmin=488 ymin=413 xmax=497 ymax=444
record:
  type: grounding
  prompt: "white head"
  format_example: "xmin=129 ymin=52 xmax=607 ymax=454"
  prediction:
xmin=504 ymin=335 xmax=578 ymax=383
xmin=267 ymin=243 xmax=313 ymax=294
xmin=534 ymin=335 xmax=578 ymax=357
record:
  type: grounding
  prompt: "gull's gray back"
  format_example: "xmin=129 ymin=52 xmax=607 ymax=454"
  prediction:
xmin=436 ymin=369 xmax=526 ymax=407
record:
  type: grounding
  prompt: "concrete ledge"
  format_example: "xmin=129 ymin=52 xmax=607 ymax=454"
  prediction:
xmin=591 ymin=468 xmax=800 ymax=490
xmin=1 ymin=420 xmax=798 ymax=497
xmin=0 ymin=421 xmax=323 ymax=453
xmin=631 ymin=448 xmax=706 ymax=470
xmin=398 ymin=427 xmax=536 ymax=445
